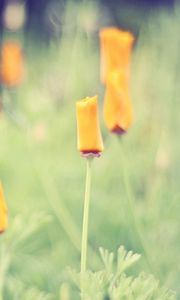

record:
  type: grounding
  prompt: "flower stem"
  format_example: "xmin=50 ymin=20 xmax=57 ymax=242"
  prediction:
xmin=81 ymin=158 xmax=92 ymax=274
xmin=117 ymin=138 xmax=157 ymax=275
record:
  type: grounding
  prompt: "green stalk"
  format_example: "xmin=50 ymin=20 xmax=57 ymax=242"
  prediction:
xmin=118 ymin=138 xmax=156 ymax=275
xmin=81 ymin=158 xmax=92 ymax=274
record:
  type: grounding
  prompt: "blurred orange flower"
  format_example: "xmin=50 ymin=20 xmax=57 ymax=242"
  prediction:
xmin=99 ymin=27 xmax=134 ymax=84
xmin=0 ymin=183 xmax=8 ymax=234
xmin=0 ymin=41 xmax=25 ymax=87
xmin=103 ymin=71 xmax=133 ymax=134
xmin=76 ymin=96 xmax=104 ymax=157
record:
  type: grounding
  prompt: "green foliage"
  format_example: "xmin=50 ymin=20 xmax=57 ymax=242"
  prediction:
xmin=70 ymin=247 xmax=175 ymax=300
xmin=0 ymin=213 xmax=52 ymax=300
xmin=6 ymin=278 xmax=53 ymax=300
xmin=100 ymin=246 xmax=141 ymax=275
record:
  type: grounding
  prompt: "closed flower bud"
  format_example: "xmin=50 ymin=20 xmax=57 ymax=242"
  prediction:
xmin=0 ymin=183 xmax=8 ymax=234
xmin=76 ymin=96 xmax=104 ymax=157
xmin=104 ymin=71 xmax=133 ymax=134
xmin=0 ymin=41 xmax=25 ymax=88
xmin=99 ymin=27 xmax=134 ymax=84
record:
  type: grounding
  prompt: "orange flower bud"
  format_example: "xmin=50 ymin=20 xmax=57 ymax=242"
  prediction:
xmin=0 ymin=41 xmax=25 ymax=87
xmin=76 ymin=96 xmax=104 ymax=157
xmin=99 ymin=27 xmax=134 ymax=84
xmin=0 ymin=183 xmax=8 ymax=234
xmin=104 ymin=71 xmax=133 ymax=134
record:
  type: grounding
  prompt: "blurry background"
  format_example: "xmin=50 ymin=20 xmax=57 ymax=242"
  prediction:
xmin=0 ymin=0 xmax=180 ymax=299
xmin=0 ymin=0 xmax=175 ymax=42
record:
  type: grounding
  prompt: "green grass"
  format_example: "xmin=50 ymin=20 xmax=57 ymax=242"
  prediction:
xmin=0 ymin=1 xmax=180 ymax=299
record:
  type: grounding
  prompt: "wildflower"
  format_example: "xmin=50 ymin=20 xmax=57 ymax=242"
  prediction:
xmin=0 ymin=183 xmax=8 ymax=234
xmin=76 ymin=96 xmax=104 ymax=279
xmin=103 ymin=71 xmax=133 ymax=134
xmin=99 ymin=27 xmax=134 ymax=84
xmin=76 ymin=96 xmax=104 ymax=157
xmin=0 ymin=41 xmax=24 ymax=88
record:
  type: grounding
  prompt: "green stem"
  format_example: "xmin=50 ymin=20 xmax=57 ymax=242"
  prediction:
xmin=81 ymin=158 xmax=92 ymax=274
xmin=118 ymin=138 xmax=156 ymax=274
